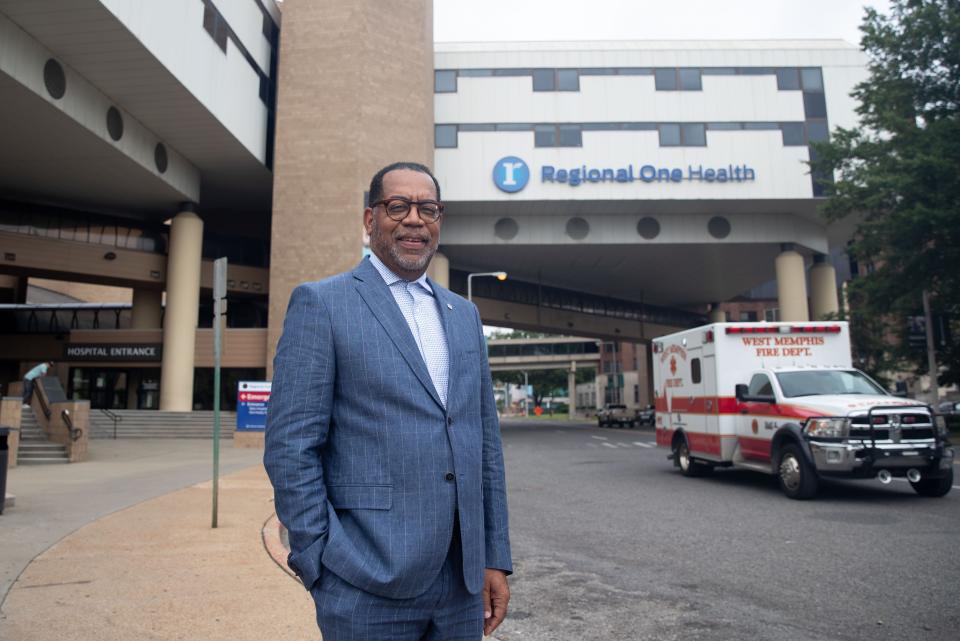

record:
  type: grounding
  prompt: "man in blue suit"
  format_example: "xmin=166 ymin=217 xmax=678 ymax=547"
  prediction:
xmin=264 ymin=162 xmax=512 ymax=640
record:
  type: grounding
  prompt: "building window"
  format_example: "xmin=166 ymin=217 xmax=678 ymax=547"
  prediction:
xmin=781 ymin=122 xmax=806 ymax=146
xmin=655 ymin=68 xmax=702 ymax=90
xmin=435 ymin=70 xmax=457 ymax=93
xmin=202 ymin=3 xmax=228 ymax=53
xmin=680 ymin=123 xmax=706 ymax=146
xmin=534 ymin=124 xmax=556 ymax=147
xmin=739 ymin=311 xmax=759 ymax=322
xmin=678 ymin=68 xmax=702 ymax=90
xmin=659 ymin=123 xmax=706 ymax=147
xmin=803 ymin=92 xmax=828 ymax=119
xmin=557 ymin=69 xmax=580 ymax=91
xmin=659 ymin=124 xmax=681 ymax=146
xmin=634 ymin=384 xmax=640 ymax=403
xmin=434 ymin=124 xmax=457 ymax=148
xmin=558 ymin=124 xmax=582 ymax=146
xmin=806 ymin=120 xmax=829 ymax=142
xmin=776 ymin=68 xmax=801 ymax=90
xmin=535 ymin=125 xmax=581 ymax=147
xmin=654 ymin=68 xmax=677 ymax=90
xmin=800 ymin=68 xmax=824 ymax=91
xmin=764 ymin=308 xmax=780 ymax=322
xmin=532 ymin=69 xmax=555 ymax=91
xmin=532 ymin=69 xmax=580 ymax=91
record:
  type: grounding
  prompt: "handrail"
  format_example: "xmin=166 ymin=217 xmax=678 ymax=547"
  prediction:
xmin=35 ymin=385 xmax=51 ymax=420
xmin=61 ymin=409 xmax=83 ymax=442
xmin=100 ymin=408 xmax=121 ymax=440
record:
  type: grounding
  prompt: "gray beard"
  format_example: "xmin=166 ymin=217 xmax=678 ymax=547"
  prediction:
xmin=370 ymin=217 xmax=436 ymax=273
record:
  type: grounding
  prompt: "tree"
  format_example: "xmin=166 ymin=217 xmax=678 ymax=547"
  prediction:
xmin=486 ymin=329 xmax=595 ymax=406
xmin=811 ymin=0 xmax=960 ymax=386
xmin=493 ymin=368 xmax=593 ymax=408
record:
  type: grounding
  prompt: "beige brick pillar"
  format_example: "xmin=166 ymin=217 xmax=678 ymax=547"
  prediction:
xmin=160 ymin=208 xmax=203 ymax=411
xmin=775 ymin=244 xmax=809 ymax=322
xmin=708 ymin=304 xmax=726 ymax=323
xmin=568 ymin=362 xmax=577 ymax=419
xmin=809 ymin=255 xmax=839 ymax=320
xmin=427 ymin=252 xmax=449 ymax=289
xmin=1 ymin=397 xmax=22 ymax=468
xmin=131 ymin=288 xmax=163 ymax=329
xmin=267 ymin=0 xmax=435 ymax=377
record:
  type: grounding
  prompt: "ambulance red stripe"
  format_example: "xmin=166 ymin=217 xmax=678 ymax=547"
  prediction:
xmin=655 ymin=395 xmax=823 ymax=420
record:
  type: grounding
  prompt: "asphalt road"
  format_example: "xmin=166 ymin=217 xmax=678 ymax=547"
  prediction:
xmin=495 ymin=419 xmax=960 ymax=641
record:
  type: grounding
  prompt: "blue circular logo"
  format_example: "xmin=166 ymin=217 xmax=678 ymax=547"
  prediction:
xmin=492 ymin=156 xmax=529 ymax=193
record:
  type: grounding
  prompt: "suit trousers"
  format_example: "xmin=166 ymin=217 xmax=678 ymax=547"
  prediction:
xmin=311 ymin=521 xmax=483 ymax=641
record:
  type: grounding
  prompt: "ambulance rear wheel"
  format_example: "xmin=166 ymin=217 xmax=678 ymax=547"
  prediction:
xmin=675 ymin=436 xmax=710 ymax=477
xmin=777 ymin=443 xmax=818 ymax=500
xmin=909 ymin=467 xmax=953 ymax=497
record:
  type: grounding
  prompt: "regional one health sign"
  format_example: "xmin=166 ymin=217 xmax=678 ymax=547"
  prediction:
xmin=493 ymin=156 xmax=756 ymax=192
xmin=236 ymin=381 xmax=271 ymax=431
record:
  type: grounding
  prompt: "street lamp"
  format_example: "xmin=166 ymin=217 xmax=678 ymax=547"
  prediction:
xmin=466 ymin=271 xmax=507 ymax=302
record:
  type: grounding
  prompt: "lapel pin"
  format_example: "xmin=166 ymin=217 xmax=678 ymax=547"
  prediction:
xmin=447 ymin=303 xmax=453 ymax=310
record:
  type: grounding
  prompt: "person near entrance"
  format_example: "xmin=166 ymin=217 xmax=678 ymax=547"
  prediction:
xmin=22 ymin=361 xmax=53 ymax=407
xmin=264 ymin=162 xmax=512 ymax=641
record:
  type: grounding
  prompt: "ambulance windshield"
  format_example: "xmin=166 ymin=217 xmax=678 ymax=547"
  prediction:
xmin=776 ymin=370 xmax=886 ymax=398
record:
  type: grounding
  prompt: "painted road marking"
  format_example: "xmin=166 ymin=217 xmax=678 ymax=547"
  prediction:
xmin=601 ymin=442 xmax=618 ymax=449
xmin=591 ymin=435 xmax=609 ymax=441
xmin=633 ymin=442 xmax=655 ymax=448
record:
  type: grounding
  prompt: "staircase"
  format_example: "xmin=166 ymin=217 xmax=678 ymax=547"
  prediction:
xmin=90 ymin=410 xmax=238 ymax=439
xmin=18 ymin=407 xmax=69 ymax=465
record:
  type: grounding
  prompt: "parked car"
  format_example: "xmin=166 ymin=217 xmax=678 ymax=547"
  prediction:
xmin=597 ymin=404 xmax=636 ymax=428
xmin=636 ymin=404 xmax=656 ymax=426
xmin=937 ymin=401 xmax=960 ymax=416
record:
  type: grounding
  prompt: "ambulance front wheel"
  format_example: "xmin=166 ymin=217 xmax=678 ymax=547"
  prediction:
xmin=777 ymin=443 xmax=818 ymax=500
xmin=909 ymin=467 xmax=953 ymax=497
xmin=675 ymin=436 xmax=712 ymax=477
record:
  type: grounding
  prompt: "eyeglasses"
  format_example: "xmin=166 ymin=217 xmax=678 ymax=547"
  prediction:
xmin=372 ymin=197 xmax=444 ymax=223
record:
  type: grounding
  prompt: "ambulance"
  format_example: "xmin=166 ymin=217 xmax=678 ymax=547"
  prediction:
xmin=652 ymin=322 xmax=954 ymax=499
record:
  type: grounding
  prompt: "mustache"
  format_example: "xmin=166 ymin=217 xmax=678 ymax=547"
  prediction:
xmin=394 ymin=231 xmax=431 ymax=241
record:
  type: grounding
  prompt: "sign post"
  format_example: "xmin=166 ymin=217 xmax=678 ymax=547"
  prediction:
xmin=211 ymin=257 xmax=227 ymax=528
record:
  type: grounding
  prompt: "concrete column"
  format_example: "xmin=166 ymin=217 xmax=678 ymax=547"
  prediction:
xmin=775 ymin=244 xmax=809 ymax=322
xmin=0 ymin=275 xmax=28 ymax=304
xmin=131 ymin=288 xmax=163 ymax=329
xmin=708 ymin=304 xmax=726 ymax=323
xmin=160 ymin=208 xmax=203 ymax=411
xmin=567 ymin=362 xmax=577 ymax=419
xmin=427 ymin=251 xmax=449 ymax=290
xmin=809 ymin=255 xmax=839 ymax=320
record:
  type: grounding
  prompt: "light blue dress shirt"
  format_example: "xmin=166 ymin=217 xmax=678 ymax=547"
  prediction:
xmin=368 ymin=253 xmax=450 ymax=407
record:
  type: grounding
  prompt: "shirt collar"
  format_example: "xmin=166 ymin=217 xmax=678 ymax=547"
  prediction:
xmin=368 ymin=252 xmax=433 ymax=295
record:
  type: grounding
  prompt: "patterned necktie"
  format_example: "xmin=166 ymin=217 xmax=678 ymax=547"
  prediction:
xmin=402 ymin=282 xmax=449 ymax=408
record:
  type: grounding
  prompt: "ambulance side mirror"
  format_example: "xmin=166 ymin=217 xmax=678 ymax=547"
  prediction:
xmin=735 ymin=384 xmax=749 ymax=402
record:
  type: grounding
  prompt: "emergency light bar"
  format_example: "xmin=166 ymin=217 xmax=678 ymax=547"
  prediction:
xmin=725 ymin=325 xmax=841 ymax=335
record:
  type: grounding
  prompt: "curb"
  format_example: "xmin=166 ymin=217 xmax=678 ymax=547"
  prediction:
xmin=261 ymin=512 xmax=299 ymax=582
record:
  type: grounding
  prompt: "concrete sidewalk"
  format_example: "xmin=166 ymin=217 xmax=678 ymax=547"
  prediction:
xmin=0 ymin=442 xmax=502 ymax=640
xmin=1 ymin=464 xmax=318 ymax=640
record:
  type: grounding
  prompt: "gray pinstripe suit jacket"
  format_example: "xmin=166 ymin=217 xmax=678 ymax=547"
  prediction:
xmin=264 ymin=257 xmax=512 ymax=599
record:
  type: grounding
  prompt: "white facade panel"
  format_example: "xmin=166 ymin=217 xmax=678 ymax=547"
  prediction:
xmin=434 ymin=40 xmax=868 ymax=211
xmin=213 ymin=0 xmax=273 ymax=73
xmin=435 ymin=40 xmax=868 ymax=70
xmin=436 ymin=130 xmax=812 ymax=202
xmin=99 ymin=0 xmax=269 ymax=163
xmin=436 ymin=75 xmax=805 ymax=124
xmin=0 ymin=11 xmax=199 ymax=200
xmin=823 ymin=65 xmax=869 ymax=130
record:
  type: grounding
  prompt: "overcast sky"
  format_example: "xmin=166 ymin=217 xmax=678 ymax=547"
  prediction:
xmin=434 ymin=0 xmax=891 ymax=47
